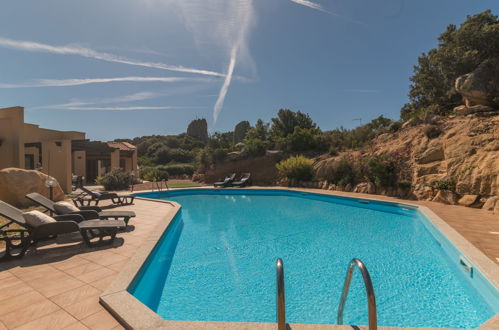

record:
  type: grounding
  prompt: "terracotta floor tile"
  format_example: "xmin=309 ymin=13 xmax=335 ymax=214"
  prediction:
xmin=107 ymin=259 xmax=130 ymax=272
xmin=81 ymin=310 xmax=119 ymax=330
xmin=63 ymin=262 xmax=103 ymax=277
xmin=50 ymin=284 xmax=101 ymax=307
xmin=51 ymin=257 xmax=91 ymax=271
xmin=0 ymin=298 xmax=60 ymax=329
xmin=28 ymin=272 xmax=85 ymax=298
xmin=64 ymin=322 xmax=90 ymax=330
xmin=0 ymin=282 xmax=34 ymax=302
xmin=89 ymin=274 xmax=118 ymax=291
xmin=74 ymin=266 xmax=116 ymax=284
xmin=62 ymin=296 xmax=104 ymax=320
xmin=12 ymin=265 xmax=62 ymax=282
xmin=0 ymin=271 xmax=13 ymax=281
xmin=13 ymin=309 xmax=80 ymax=330
xmin=80 ymin=251 xmax=127 ymax=267
xmin=0 ymin=290 xmax=46 ymax=316
xmin=0 ymin=276 xmax=24 ymax=290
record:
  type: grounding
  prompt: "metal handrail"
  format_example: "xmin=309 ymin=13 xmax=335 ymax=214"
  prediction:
xmin=337 ymin=258 xmax=377 ymax=330
xmin=276 ymin=258 xmax=286 ymax=330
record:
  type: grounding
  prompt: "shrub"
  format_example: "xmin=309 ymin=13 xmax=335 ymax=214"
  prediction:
xmin=163 ymin=163 xmax=195 ymax=176
xmin=362 ymin=156 xmax=396 ymax=188
xmin=245 ymin=139 xmax=268 ymax=157
xmin=140 ymin=166 xmax=169 ymax=181
xmin=319 ymin=156 xmax=357 ymax=187
xmin=430 ymin=178 xmax=456 ymax=191
xmin=97 ymin=169 xmax=134 ymax=191
xmin=276 ymin=156 xmax=313 ymax=181
xmin=397 ymin=181 xmax=412 ymax=189
xmin=328 ymin=146 xmax=339 ymax=156
xmin=284 ymin=127 xmax=323 ymax=152
xmin=424 ymin=125 xmax=442 ymax=139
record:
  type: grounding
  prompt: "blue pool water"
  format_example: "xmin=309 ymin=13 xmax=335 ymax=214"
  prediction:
xmin=129 ymin=189 xmax=498 ymax=328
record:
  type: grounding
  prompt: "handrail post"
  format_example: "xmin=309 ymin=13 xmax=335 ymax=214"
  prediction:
xmin=337 ymin=258 xmax=377 ymax=330
xmin=276 ymin=258 xmax=286 ymax=330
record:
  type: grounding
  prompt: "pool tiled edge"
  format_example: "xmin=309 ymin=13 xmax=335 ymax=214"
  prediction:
xmin=100 ymin=189 xmax=499 ymax=330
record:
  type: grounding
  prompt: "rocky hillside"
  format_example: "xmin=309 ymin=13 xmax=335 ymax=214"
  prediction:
xmin=372 ymin=113 xmax=498 ymax=200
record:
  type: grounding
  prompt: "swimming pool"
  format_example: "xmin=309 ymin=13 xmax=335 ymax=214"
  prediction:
xmin=129 ymin=189 xmax=498 ymax=328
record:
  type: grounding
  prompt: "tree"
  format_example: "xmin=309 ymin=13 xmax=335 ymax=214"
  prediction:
xmin=271 ymin=109 xmax=317 ymax=137
xmin=233 ymin=120 xmax=250 ymax=143
xmin=245 ymin=119 xmax=269 ymax=141
xmin=186 ymin=118 xmax=208 ymax=143
xmin=402 ymin=10 xmax=499 ymax=120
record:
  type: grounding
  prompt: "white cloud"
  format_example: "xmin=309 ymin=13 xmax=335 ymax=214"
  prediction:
xmin=0 ymin=76 xmax=212 ymax=88
xmin=0 ymin=37 xmax=224 ymax=77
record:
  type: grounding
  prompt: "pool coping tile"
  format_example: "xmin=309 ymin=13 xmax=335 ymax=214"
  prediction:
xmin=100 ymin=188 xmax=499 ymax=330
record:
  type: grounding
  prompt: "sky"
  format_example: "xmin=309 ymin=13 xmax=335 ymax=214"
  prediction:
xmin=0 ymin=0 xmax=497 ymax=141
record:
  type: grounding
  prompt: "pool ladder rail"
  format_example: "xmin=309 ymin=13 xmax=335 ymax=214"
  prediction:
xmin=275 ymin=257 xmax=377 ymax=330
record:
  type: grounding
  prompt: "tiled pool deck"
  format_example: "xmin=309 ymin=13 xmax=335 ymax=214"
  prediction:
xmin=0 ymin=187 xmax=498 ymax=329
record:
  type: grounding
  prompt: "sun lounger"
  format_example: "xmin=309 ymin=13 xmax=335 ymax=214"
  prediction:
xmin=231 ymin=173 xmax=251 ymax=187
xmin=0 ymin=200 xmax=125 ymax=260
xmin=74 ymin=186 xmax=135 ymax=206
xmin=213 ymin=173 xmax=236 ymax=188
xmin=26 ymin=193 xmax=136 ymax=226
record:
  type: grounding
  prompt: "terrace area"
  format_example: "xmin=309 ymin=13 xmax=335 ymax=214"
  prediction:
xmin=0 ymin=188 xmax=498 ymax=330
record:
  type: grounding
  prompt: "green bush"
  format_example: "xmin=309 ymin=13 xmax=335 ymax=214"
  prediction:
xmin=362 ymin=157 xmax=396 ymax=188
xmin=97 ymin=169 xmax=134 ymax=191
xmin=284 ymin=127 xmax=323 ymax=152
xmin=424 ymin=125 xmax=442 ymax=139
xmin=276 ymin=155 xmax=313 ymax=181
xmin=140 ymin=166 xmax=169 ymax=181
xmin=430 ymin=179 xmax=456 ymax=191
xmin=245 ymin=139 xmax=268 ymax=157
xmin=318 ymin=156 xmax=358 ymax=187
xmin=163 ymin=163 xmax=195 ymax=176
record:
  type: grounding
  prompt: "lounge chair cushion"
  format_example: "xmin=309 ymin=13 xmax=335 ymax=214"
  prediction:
xmin=23 ymin=210 xmax=56 ymax=227
xmin=54 ymin=201 xmax=80 ymax=214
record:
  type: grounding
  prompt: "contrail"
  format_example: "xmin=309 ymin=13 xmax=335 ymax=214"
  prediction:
xmin=0 ymin=76 xmax=212 ymax=88
xmin=289 ymin=0 xmax=366 ymax=25
xmin=46 ymin=106 xmax=196 ymax=111
xmin=0 ymin=37 xmax=225 ymax=77
xmin=213 ymin=47 xmax=237 ymax=122
xmin=290 ymin=0 xmax=330 ymax=14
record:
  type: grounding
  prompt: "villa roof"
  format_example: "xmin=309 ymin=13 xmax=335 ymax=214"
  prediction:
xmin=107 ymin=142 xmax=136 ymax=151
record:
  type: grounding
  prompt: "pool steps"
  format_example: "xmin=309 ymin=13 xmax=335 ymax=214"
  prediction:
xmin=276 ymin=258 xmax=378 ymax=330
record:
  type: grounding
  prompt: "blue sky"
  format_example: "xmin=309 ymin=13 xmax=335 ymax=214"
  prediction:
xmin=0 ymin=1 xmax=497 ymax=141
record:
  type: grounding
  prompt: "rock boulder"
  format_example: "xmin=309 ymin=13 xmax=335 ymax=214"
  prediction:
xmin=457 ymin=194 xmax=479 ymax=207
xmin=432 ymin=190 xmax=458 ymax=205
xmin=0 ymin=168 xmax=64 ymax=208
xmin=455 ymin=58 xmax=499 ymax=107
xmin=482 ymin=196 xmax=498 ymax=211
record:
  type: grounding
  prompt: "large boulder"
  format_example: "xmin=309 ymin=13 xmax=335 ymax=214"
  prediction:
xmin=0 ymin=168 xmax=64 ymax=208
xmin=482 ymin=196 xmax=498 ymax=211
xmin=455 ymin=58 xmax=499 ymax=107
xmin=457 ymin=194 xmax=479 ymax=207
xmin=431 ymin=190 xmax=458 ymax=205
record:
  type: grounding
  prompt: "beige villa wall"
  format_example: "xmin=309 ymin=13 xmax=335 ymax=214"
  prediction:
xmin=0 ymin=106 xmax=25 ymax=169
xmin=73 ymin=150 xmax=86 ymax=179
xmin=0 ymin=106 xmax=85 ymax=193
xmin=41 ymin=140 xmax=73 ymax=193
xmin=110 ymin=149 xmax=120 ymax=170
